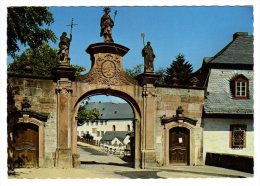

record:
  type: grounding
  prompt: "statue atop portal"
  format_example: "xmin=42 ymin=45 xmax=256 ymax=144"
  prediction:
xmin=142 ymin=41 xmax=155 ymax=73
xmin=58 ymin=32 xmax=72 ymax=62
xmin=100 ymin=7 xmax=115 ymax=43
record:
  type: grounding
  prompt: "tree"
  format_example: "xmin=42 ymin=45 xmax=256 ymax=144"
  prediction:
xmin=165 ymin=54 xmax=193 ymax=85
xmin=77 ymin=105 xmax=100 ymax=126
xmin=155 ymin=67 xmax=167 ymax=85
xmin=71 ymin=64 xmax=86 ymax=76
xmin=8 ymin=7 xmax=56 ymax=57
xmin=8 ymin=43 xmax=86 ymax=77
xmin=8 ymin=42 xmax=59 ymax=76
xmin=125 ymin=64 xmax=143 ymax=79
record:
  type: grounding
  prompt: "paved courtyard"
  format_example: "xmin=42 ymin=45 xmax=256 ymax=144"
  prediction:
xmin=8 ymin=142 xmax=253 ymax=179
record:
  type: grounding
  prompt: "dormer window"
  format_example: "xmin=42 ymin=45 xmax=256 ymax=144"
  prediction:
xmin=230 ymin=74 xmax=249 ymax=99
xmin=236 ymin=80 xmax=246 ymax=97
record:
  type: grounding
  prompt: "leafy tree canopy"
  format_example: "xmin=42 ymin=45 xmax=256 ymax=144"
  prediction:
xmin=77 ymin=105 xmax=100 ymax=126
xmin=8 ymin=7 xmax=56 ymax=57
xmin=71 ymin=65 xmax=86 ymax=76
xmin=8 ymin=43 xmax=86 ymax=77
xmin=8 ymin=42 xmax=59 ymax=76
xmin=125 ymin=64 xmax=143 ymax=79
xmin=165 ymin=54 xmax=193 ymax=85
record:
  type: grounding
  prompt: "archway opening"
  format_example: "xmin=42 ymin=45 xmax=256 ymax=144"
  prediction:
xmin=76 ymin=94 xmax=136 ymax=168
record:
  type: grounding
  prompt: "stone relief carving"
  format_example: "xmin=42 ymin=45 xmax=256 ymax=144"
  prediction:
xmin=79 ymin=54 xmax=137 ymax=86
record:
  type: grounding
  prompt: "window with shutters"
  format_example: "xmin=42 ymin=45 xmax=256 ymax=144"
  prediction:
xmin=230 ymin=125 xmax=246 ymax=149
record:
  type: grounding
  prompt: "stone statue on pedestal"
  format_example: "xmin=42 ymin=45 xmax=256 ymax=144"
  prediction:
xmin=58 ymin=32 xmax=72 ymax=62
xmin=142 ymin=41 xmax=155 ymax=73
xmin=100 ymin=7 xmax=114 ymax=43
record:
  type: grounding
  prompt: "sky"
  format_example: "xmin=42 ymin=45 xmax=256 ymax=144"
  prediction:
xmin=7 ymin=6 xmax=254 ymax=103
xmin=8 ymin=6 xmax=253 ymax=73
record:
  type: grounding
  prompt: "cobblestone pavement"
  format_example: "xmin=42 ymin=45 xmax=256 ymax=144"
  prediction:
xmin=8 ymin=143 xmax=253 ymax=179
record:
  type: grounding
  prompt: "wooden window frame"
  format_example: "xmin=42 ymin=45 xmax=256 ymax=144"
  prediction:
xmin=229 ymin=125 xmax=247 ymax=149
xmin=230 ymin=75 xmax=249 ymax=99
xmin=235 ymin=79 xmax=247 ymax=98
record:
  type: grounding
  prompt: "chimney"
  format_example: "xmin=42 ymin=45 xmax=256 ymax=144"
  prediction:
xmin=233 ymin=32 xmax=248 ymax=40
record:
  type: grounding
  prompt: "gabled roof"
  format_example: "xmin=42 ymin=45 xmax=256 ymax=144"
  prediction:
xmin=100 ymin=131 xmax=129 ymax=143
xmin=84 ymin=102 xmax=134 ymax=120
xmin=202 ymin=33 xmax=254 ymax=116
xmin=205 ymin=32 xmax=253 ymax=66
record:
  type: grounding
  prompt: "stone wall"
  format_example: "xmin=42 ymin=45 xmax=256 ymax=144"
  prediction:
xmin=8 ymin=77 xmax=57 ymax=167
xmin=155 ymin=87 xmax=204 ymax=166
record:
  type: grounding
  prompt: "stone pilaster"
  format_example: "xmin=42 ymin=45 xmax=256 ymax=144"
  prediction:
xmin=53 ymin=65 xmax=76 ymax=168
xmin=138 ymin=73 xmax=160 ymax=168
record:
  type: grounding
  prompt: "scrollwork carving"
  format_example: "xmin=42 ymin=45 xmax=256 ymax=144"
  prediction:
xmin=80 ymin=53 xmax=137 ymax=86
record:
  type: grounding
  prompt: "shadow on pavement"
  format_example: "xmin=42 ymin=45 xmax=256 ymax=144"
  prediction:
xmin=114 ymin=171 xmax=165 ymax=179
xmin=152 ymin=168 xmax=245 ymax=178
xmin=81 ymin=160 xmax=133 ymax=168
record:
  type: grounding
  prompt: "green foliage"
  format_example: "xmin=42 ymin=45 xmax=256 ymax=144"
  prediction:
xmin=8 ymin=42 xmax=59 ymax=76
xmin=165 ymin=54 xmax=193 ymax=85
xmin=8 ymin=43 xmax=85 ymax=77
xmin=77 ymin=105 xmax=100 ymax=126
xmin=125 ymin=64 xmax=143 ymax=79
xmin=155 ymin=67 xmax=167 ymax=85
xmin=71 ymin=65 xmax=86 ymax=76
xmin=8 ymin=7 xmax=56 ymax=57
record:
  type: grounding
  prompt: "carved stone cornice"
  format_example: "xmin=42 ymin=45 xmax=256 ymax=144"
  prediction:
xmin=56 ymin=80 xmax=73 ymax=94
xmin=161 ymin=116 xmax=198 ymax=126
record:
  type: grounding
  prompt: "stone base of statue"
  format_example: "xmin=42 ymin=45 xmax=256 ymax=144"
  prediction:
xmin=53 ymin=59 xmax=76 ymax=80
xmin=137 ymin=72 xmax=160 ymax=86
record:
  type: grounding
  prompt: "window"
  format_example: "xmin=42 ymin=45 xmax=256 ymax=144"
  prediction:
xmin=101 ymin=131 xmax=104 ymax=137
xmin=236 ymin=81 xmax=246 ymax=97
xmin=113 ymin=125 xmax=116 ymax=131
xmin=230 ymin=125 xmax=246 ymax=149
xmin=127 ymin=124 xmax=130 ymax=131
xmin=97 ymin=131 xmax=100 ymax=137
xmin=100 ymin=120 xmax=104 ymax=125
xmin=230 ymin=74 xmax=249 ymax=99
xmin=96 ymin=121 xmax=98 ymax=126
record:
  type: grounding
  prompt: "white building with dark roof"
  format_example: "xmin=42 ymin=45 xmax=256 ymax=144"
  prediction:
xmin=199 ymin=32 xmax=254 ymax=173
xmin=77 ymin=102 xmax=134 ymax=144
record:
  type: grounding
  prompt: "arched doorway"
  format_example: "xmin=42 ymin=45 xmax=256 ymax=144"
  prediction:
xmin=72 ymin=90 xmax=141 ymax=168
xmin=169 ymin=127 xmax=190 ymax=165
xmin=13 ymin=123 xmax=39 ymax=168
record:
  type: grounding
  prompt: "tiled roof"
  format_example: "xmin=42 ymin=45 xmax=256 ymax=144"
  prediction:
xmin=84 ymin=102 xmax=134 ymax=119
xmin=207 ymin=32 xmax=253 ymax=65
xmin=100 ymin=131 xmax=129 ymax=142
xmin=204 ymin=32 xmax=254 ymax=115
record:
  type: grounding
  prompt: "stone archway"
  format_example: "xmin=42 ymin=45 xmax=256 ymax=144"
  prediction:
xmin=71 ymin=88 xmax=142 ymax=168
xmin=53 ymin=42 xmax=159 ymax=168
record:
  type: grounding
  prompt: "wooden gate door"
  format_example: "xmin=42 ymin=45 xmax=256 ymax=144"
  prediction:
xmin=169 ymin=127 xmax=190 ymax=165
xmin=13 ymin=123 xmax=39 ymax=168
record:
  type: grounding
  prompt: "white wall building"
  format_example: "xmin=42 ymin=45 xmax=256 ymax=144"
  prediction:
xmin=198 ymin=32 xmax=254 ymax=173
xmin=77 ymin=102 xmax=134 ymax=144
